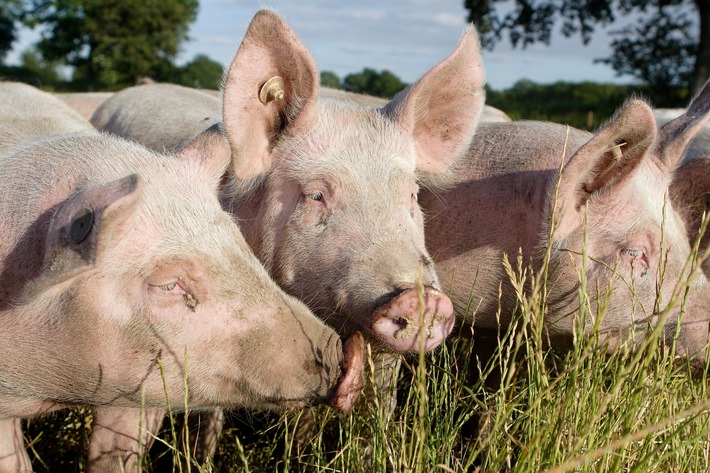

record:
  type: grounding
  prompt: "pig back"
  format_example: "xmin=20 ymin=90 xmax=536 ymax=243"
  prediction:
xmin=0 ymin=82 xmax=94 ymax=153
xmin=91 ymin=83 xmax=221 ymax=153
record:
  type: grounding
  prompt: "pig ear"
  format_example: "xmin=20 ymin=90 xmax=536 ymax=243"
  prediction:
xmin=222 ymin=9 xmax=318 ymax=179
xmin=381 ymin=26 xmax=486 ymax=177
xmin=656 ymin=79 xmax=710 ymax=172
xmin=670 ymin=158 xmax=710 ymax=249
xmin=176 ymin=124 xmax=231 ymax=189
xmin=554 ymin=100 xmax=657 ymax=236
xmin=28 ymin=175 xmax=141 ymax=296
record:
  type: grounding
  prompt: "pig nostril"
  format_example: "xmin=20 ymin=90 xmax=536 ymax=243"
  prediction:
xmin=395 ymin=317 xmax=408 ymax=327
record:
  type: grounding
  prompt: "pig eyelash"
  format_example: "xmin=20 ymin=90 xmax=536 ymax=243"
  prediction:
xmin=154 ymin=282 xmax=178 ymax=291
xmin=622 ymin=248 xmax=644 ymax=259
xmin=622 ymin=248 xmax=650 ymax=276
xmin=150 ymin=281 xmax=186 ymax=293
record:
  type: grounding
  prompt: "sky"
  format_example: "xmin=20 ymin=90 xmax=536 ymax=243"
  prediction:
xmin=7 ymin=0 xmax=642 ymax=90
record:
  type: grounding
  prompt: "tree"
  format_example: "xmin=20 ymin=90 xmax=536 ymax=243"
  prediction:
xmin=464 ymin=0 xmax=709 ymax=97
xmin=320 ymin=70 xmax=341 ymax=89
xmin=0 ymin=0 xmax=24 ymax=60
xmin=177 ymin=54 xmax=223 ymax=90
xmin=342 ymin=68 xmax=407 ymax=98
xmin=24 ymin=0 xmax=198 ymax=90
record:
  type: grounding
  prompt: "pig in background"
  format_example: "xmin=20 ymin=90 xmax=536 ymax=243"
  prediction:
xmin=0 ymin=81 xmax=363 ymax=472
xmin=665 ymin=100 xmax=710 ymax=277
xmin=420 ymin=81 xmax=710 ymax=371
xmin=90 ymin=7 xmax=485 ymax=468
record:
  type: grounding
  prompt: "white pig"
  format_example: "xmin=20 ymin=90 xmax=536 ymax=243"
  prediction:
xmin=0 ymin=82 xmax=363 ymax=472
xmin=420 ymin=82 xmax=710 ymax=365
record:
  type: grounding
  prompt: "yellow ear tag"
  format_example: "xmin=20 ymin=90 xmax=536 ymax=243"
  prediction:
xmin=259 ymin=76 xmax=285 ymax=104
xmin=610 ymin=142 xmax=627 ymax=160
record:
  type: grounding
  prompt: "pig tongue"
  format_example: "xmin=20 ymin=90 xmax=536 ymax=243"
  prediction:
xmin=329 ymin=332 xmax=365 ymax=413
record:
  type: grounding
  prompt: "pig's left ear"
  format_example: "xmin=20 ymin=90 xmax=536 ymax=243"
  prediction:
xmin=177 ymin=124 xmax=231 ymax=190
xmin=27 ymin=175 xmax=141 ymax=297
xmin=554 ymin=100 xmax=657 ymax=237
xmin=381 ymin=26 xmax=486 ymax=177
xmin=656 ymin=79 xmax=710 ymax=172
xmin=222 ymin=9 xmax=319 ymax=179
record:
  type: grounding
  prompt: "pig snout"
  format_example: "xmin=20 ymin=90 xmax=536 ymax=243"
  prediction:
xmin=371 ymin=287 xmax=455 ymax=352
xmin=328 ymin=331 xmax=365 ymax=414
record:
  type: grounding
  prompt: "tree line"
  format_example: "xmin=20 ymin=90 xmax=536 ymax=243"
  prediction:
xmin=1 ymin=0 xmax=703 ymax=116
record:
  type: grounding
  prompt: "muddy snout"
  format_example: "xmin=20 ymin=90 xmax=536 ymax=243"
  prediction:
xmin=371 ymin=287 xmax=455 ymax=352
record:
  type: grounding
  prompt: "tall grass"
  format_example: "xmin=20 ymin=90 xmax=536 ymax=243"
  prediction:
xmin=24 ymin=224 xmax=710 ymax=472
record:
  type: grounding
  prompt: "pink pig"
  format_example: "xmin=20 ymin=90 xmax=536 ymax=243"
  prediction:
xmin=420 ymin=81 xmax=710 ymax=365
xmin=90 ymin=9 xmax=485 ymax=468
xmin=0 ymin=82 xmax=363 ymax=472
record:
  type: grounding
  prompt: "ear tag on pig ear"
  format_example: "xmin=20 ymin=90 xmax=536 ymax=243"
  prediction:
xmin=259 ymin=76 xmax=285 ymax=104
xmin=609 ymin=142 xmax=627 ymax=161
xmin=70 ymin=208 xmax=94 ymax=244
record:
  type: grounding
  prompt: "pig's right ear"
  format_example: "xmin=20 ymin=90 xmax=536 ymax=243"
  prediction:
xmin=554 ymin=100 xmax=657 ymax=237
xmin=27 ymin=175 xmax=141 ymax=297
xmin=381 ymin=26 xmax=486 ymax=179
xmin=222 ymin=9 xmax=319 ymax=179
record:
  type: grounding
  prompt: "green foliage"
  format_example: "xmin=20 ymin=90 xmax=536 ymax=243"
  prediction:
xmin=176 ymin=54 xmax=223 ymax=90
xmin=596 ymin=6 xmax=698 ymax=91
xmin=464 ymin=0 xmax=708 ymax=95
xmin=320 ymin=70 xmax=341 ymax=89
xmin=342 ymin=67 xmax=407 ymax=99
xmin=486 ymin=79 xmax=689 ymax=130
xmin=0 ymin=51 xmax=60 ymax=88
xmin=0 ymin=0 xmax=24 ymax=59
xmin=23 ymin=0 xmax=198 ymax=90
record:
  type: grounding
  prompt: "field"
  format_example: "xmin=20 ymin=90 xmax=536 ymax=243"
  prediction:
xmin=23 ymin=236 xmax=710 ymax=472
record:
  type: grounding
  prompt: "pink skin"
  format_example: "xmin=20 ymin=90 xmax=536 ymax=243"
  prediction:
xmin=0 ymin=82 xmax=364 ymax=471
xmin=372 ymin=288 xmax=456 ymax=352
xmin=86 ymin=10 xmax=485 ymax=470
xmin=92 ymin=10 xmax=486 ymax=354
xmin=421 ymin=82 xmax=710 ymax=365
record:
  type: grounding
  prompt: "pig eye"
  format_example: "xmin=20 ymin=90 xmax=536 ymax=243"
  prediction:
xmin=622 ymin=248 xmax=644 ymax=259
xmin=310 ymin=192 xmax=324 ymax=202
xmin=150 ymin=281 xmax=181 ymax=292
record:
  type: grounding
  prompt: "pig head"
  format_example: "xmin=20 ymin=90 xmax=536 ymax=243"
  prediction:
xmin=422 ymin=81 xmax=710 ymax=365
xmin=94 ymin=9 xmax=488 ymax=354
xmin=0 ymin=82 xmax=363 ymax=470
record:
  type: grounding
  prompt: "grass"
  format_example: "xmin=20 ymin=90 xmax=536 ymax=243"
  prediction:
xmin=22 ymin=217 xmax=710 ymax=472
xmin=23 ymin=286 xmax=710 ymax=472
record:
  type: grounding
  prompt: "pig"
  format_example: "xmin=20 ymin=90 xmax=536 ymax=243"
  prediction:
xmin=90 ymin=8 xmax=485 ymax=467
xmin=91 ymin=7 xmax=485 ymax=370
xmin=0 ymin=81 xmax=363 ymax=472
xmin=419 ymin=81 xmax=710 ymax=367
xmin=54 ymin=92 xmax=114 ymax=120
xmin=667 ymin=106 xmax=710 ymax=277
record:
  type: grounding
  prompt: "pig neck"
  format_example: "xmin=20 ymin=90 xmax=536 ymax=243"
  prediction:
xmin=219 ymin=172 xmax=266 ymax=259
xmin=462 ymin=121 xmax=590 ymax=262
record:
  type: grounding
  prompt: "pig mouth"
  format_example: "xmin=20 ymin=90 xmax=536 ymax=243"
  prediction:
xmin=258 ymin=332 xmax=364 ymax=414
xmin=369 ymin=286 xmax=455 ymax=353
xmin=328 ymin=331 xmax=364 ymax=413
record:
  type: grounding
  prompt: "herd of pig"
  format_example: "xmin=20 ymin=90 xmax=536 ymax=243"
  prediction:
xmin=1 ymin=8 xmax=709 ymax=472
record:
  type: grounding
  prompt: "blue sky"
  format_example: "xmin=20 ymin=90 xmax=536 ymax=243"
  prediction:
xmin=8 ymin=0 xmax=641 ymax=90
